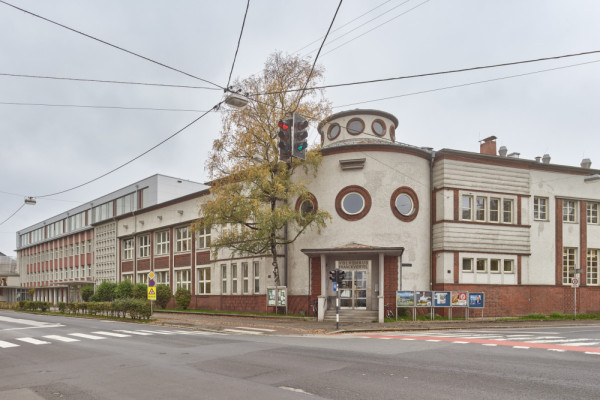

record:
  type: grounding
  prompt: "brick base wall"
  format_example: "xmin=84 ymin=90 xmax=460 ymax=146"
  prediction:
xmin=384 ymin=256 xmax=398 ymax=307
xmin=434 ymin=284 xmax=600 ymax=317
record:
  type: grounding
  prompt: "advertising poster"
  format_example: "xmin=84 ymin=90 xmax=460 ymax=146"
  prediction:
xmin=396 ymin=291 xmax=415 ymax=307
xmin=451 ymin=291 xmax=468 ymax=307
xmin=415 ymin=291 xmax=432 ymax=307
xmin=267 ymin=288 xmax=276 ymax=306
xmin=468 ymin=292 xmax=485 ymax=308
xmin=433 ymin=291 xmax=451 ymax=307
xmin=277 ymin=289 xmax=287 ymax=306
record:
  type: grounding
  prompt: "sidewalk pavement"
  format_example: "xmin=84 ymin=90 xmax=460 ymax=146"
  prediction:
xmin=150 ymin=311 xmax=600 ymax=335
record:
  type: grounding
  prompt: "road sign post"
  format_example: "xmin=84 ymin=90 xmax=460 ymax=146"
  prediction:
xmin=572 ymin=275 xmax=580 ymax=320
xmin=147 ymin=272 xmax=156 ymax=316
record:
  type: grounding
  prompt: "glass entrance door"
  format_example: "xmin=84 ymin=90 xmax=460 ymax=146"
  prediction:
xmin=339 ymin=269 xmax=367 ymax=309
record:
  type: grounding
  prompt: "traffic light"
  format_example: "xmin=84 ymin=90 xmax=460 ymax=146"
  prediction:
xmin=329 ymin=270 xmax=337 ymax=283
xmin=336 ymin=270 xmax=346 ymax=285
xmin=292 ymin=113 xmax=309 ymax=160
xmin=278 ymin=118 xmax=293 ymax=159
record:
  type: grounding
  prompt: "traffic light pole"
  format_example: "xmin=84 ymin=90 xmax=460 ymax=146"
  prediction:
xmin=336 ymin=276 xmax=340 ymax=330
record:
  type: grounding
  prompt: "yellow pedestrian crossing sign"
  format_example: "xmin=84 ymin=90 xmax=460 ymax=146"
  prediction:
xmin=147 ymin=286 xmax=156 ymax=300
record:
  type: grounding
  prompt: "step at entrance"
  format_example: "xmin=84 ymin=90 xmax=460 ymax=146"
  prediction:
xmin=323 ymin=309 xmax=378 ymax=323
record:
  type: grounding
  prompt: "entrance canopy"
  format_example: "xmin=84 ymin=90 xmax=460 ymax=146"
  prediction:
xmin=300 ymin=243 xmax=404 ymax=257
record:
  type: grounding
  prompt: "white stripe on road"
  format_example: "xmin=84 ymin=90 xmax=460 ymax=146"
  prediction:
xmin=114 ymin=330 xmax=153 ymax=336
xmin=453 ymin=341 xmax=469 ymax=344
xmin=69 ymin=333 xmax=105 ymax=340
xmin=138 ymin=330 xmax=176 ymax=335
xmin=0 ymin=340 xmax=19 ymax=348
xmin=223 ymin=329 xmax=263 ymax=335
xmin=43 ymin=335 xmax=80 ymax=343
xmin=513 ymin=346 xmax=530 ymax=349
xmin=0 ymin=315 xmax=61 ymax=328
xmin=16 ymin=337 xmax=50 ymax=345
xmin=482 ymin=344 xmax=497 ymax=347
xmin=561 ymin=342 xmax=600 ymax=347
xmin=92 ymin=331 xmax=131 ymax=338
xmin=234 ymin=327 xmax=276 ymax=332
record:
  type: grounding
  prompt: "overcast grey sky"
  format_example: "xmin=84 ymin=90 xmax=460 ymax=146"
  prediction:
xmin=1 ymin=0 xmax=599 ymax=256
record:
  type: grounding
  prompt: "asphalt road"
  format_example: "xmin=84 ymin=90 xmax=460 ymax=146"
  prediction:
xmin=1 ymin=311 xmax=599 ymax=400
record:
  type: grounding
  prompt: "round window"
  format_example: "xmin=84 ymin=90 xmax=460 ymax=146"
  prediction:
xmin=300 ymin=199 xmax=315 ymax=216
xmin=342 ymin=193 xmax=365 ymax=215
xmin=347 ymin=118 xmax=364 ymax=135
xmin=390 ymin=187 xmax=418 ymax=222
xmin=372 ymin=119 xmax=386 ymax=137
xmin=327 ymin=123 xmax=341 ymax=140
xmin=395 ymin=194 xmax=413 ymax=216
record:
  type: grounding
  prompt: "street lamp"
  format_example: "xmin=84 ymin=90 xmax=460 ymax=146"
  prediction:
xmin=24 ymin=197 xmax=36 ymax=205
xmin=224 ymin=92 xmax=249 ymax=109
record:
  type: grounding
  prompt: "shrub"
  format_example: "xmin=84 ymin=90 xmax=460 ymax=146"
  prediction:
xmin=81 ymin=286 xmax=95 ymax=302
xmin=95 ymin=281 xmax=117 ymax=302
xmin=58 ymin=302 xmax=67 ymax=313
xmin=115 ymin=280 xmax=134 ymax=299
xmin=174 ymin=288 xmax=191 ymax=310
xmin=156 ymin=284 xmax=171 ymax=309
xmin=133 ymin=283 xmax=148 ymax=300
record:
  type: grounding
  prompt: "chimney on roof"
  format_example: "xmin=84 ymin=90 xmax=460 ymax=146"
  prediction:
xmin=498 ymin=146 xmax=508 ymax=157
xmin=508 ymin=152 xmax=520 ymax=158
xmin=479 ymin=136 xmax=497 ymax=155
xmin=535 ymin=156 xmax=542 ymax=163
xmin=581 ymin=158 xmax=592 ymax=169
xmin=542 ymin=154 xmax=551 ymax=164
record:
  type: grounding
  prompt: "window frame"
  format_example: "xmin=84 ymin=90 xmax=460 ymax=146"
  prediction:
xmin=563 ymin=200 xmax=577 ymax=223
xmin=242 ymin=262 xmax=249 ymax=294
xmin=122 ymin=238 xmax=134 ymax=260
xmin=138 ymin=234 xmax=150 ymax=258
xmin=253 ymin=261 xmax=260 ymax=294
xmin=503 ymin=260 xmax=514 ymax=274
xmin=534 ymin=197 xmax=549 ymax=221
xmin=461 ymin=195 xmax=473 ymax=221
xmin=462 ymin=258 xmax=473 ymax=272
xmin=502 ymin=199 xmax=513 ymax=224
xmin=174 ymin=268 xmax=191 ymax=292
xmin=562 ymin=247 xmax=577 ymax=284
xmin=196 ymin=222 xmax=211 ymax=249
xmin=587 ymin=202 xmax=599 ymax=224
xmin=231 ymin=263 xmax=238 ymax=294
xmin=155 ymin=231 xmax=170 ymax=256
xmin=587 ymin=249 xmax=598 ymax=286
xmin=476 ymin=259 xmax=487 ymax=273
xmin=490 ymin=259 xmax=501 ymax=273
xmin=475 ymin=196 xmax=486 ymax=222
xmin=221 ymin=264 xmax=228 ymax=294
xmin=197 ymin=266 xmax=211 ymax=294
xmin=175 ymin=226 xmax=191 ymax=253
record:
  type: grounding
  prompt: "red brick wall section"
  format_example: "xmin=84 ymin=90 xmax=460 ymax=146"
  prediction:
xmin=433 ymin=284 xmax=600 ymax=317
xmin=196 ymin=251 xmax=210 ymax=265
xmin=137 ymin=259 xmax=150 ymax=271
xmin=311 ymin=257 xmax=321 ymax=296
xmin=580 ymin=201 xmax=587 ymax=286
xmin=453 ymin=252 xmax=459 ymax=284
xmin=188 ymin=295 xmax=311 ymax=315
xmin=453 ymin=189 xmax=459 ymax=221
xmin=122 ymin=261 xmax=134 ymax=273
xmin=155 ymin=256 xmax=169 ymax=269
xmin=174 ymin=253 xmax=191 ymax=268
xmin=555 ymin=199 xmax=563 ymax=286
xmin=384 ymin=256 xmax=398 ymax=306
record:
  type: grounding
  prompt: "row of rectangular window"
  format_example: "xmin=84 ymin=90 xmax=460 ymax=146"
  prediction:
xmin=533 ymin=197 xmax=600 ymax=224
xmin=25 ymin=264 xmax=92 ymax=282
xmin=462 ymin=258 xmax=514 ymax=273
xmin=563 ymin=248 xmax=599 ymax=285
xmin=122 ymin=225 xmax=211 ymax=260
xmin=221 ymin=262 xmax=260 ymax=295
xmin=461 ymin=195 xmax=513 ymax=223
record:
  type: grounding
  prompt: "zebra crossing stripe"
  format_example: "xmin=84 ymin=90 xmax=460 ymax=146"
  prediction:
xmin=92 ymin=331 xmax=131 ymax=338
xmin=69 ymin=333 xmax=105 ymax=340
xmin=114 ymin=330 xmax=153 ymax=336
xmin=0 ymin=340 xmax=19 ymax=348
xmin=43 ymin=335 xmax=80 ymax=343
xmin=16 ymin=337 xmax=50 ymax=345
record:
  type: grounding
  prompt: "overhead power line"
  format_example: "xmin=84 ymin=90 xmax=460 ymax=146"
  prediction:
xmin=31 ymin=102 xmax=222 ymax=199
xmin=0 ymin=203 xmax=25 ymax=226
xmin=0 ymin=72 xmax=221 ymax=90
xmin=257 ymin=50 xmax=600 ymax=95
xmin=0 ymin=0 xmax=224 ymax=89
xmin=0 ymin=101 xmax=210 ymax=113
xmin=293 ymin=0 xmax=344 ymax=112
xmin=226 ymin=0 xmax=251 ymax=89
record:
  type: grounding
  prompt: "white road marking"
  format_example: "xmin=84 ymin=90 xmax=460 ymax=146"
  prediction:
xmin=16 ymin=337 xmax=50 ymax=345
xmin=138 ymin=330 xmax=176 ymax=335
xmin=584 ymin=352 xmax=600 ymax=355
xmin=513 ymin=346 xmax=530 ymax=349
xmin=426 ymin=339 xmax=441 ymax=342
xmin=561 ymin=342 xmax=600 ymax=347
xmin=43 ymin=335 xmax=80 ymax=343
xmin=92 ymin=331 xmax=131 ymax=338
xmin=482 ymin=344 xmax=497 ymax=347
xmin=453 ymin=341 xmax=468 ymax=344
xmin=0 ymin=315 xmax=62 ymax=328
xmin=528 ymin=338 xmax=595 ymax=344
xmin=234 ymin=327 xmax=276 ymax=332
xmin=69 ymin=333 xmax=106 ymax=340
xmin=0 ymin=340 xmax=19 ymax=348
xmin=114 ymin=330 xmax=153 ymax=336
xmin=223 ymin=329 xmax=263 ymax=335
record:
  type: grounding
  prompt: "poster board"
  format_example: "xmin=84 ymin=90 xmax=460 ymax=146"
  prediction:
xmin=415 ymin=291 xmax=432 ymax=307
xmin=433 ymin=291 xmax=451 ymax=307
xmin=396 ymin=291 xmax=415 ymax=307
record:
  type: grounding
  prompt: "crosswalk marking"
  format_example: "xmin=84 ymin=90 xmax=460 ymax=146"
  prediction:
xmin=114 ymin=330 xmax=153 ymax=336
xmin=223 ymin=329 xmax=263 ymax=335
xmin=16 ymin=337 xmax=50 ymax=345
xmin=138 ymin=330 xmax=175 ymax=335
xmin=69 ymin=333 xmax=105 ymax=340
xmin=43 ymin=335 xmax=80 ymax=343
xmin=0 ymin=340 xmax=19 ymax=348
xmin=234 ymin=327 xmax=276 ymax=332
xmin=92 ymin=331 xmax=131 ymax=338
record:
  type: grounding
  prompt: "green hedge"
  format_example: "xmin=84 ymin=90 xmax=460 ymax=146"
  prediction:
xmin=17 ymin=300 xmax=52 ymax=312
xmin=19 ymin=299 xmax=151 ymax=320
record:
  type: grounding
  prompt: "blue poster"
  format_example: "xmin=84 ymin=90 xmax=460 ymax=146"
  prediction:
xmin=433 ymin=291 xmax=451 ymax=307
xmin=468 ymin=292 xmax=485 ymax=308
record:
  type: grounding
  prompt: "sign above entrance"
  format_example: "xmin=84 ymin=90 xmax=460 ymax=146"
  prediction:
xmin=338 ymin=260 xmax=369 ymax=269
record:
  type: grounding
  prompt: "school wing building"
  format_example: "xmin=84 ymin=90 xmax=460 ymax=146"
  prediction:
xmin=15 ymin=109 xmax=600 ymax=321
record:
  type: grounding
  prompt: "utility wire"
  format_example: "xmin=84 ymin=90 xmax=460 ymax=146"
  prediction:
xmin=0 ymin=101 xmax=211 ymax=113
xmin=226 ymin=0 xmax=250 ymax=89
xmin=31 ymin=102 xmax=222 ymax=199
xmin=0 ymin=72 xmax=221 ymax=90
xmin=0 ymin=0 xmax=224 ymax=89
xmin=333 ymin=58 xmax=600 ymax=108
xmin=257 ymin=50 xmax=600 ymax=96
xmin=294 ymin=0 xmax=395 ymax=54
xmin=0 ymin=203 xmax=25 ymax=226
xmin=302 ymin=0 xmax=412 ymax=57
xmin=293 ymin=0 xmax=344 ymax=113
xmin=319 ymin=0 xmax=431 ymax=57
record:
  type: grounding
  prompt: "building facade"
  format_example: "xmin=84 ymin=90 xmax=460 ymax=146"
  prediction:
xmin=15 ymin=109 xmax=600 ymax=320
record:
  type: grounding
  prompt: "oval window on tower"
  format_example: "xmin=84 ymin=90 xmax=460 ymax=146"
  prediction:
xmin=372 ymin=119 xmax=386 ymax=137
xmin=335 ymin=185 xmax=372 ymax=221
xmin=390 ymin=187 xmax=418 ymax=222
xmin=327 ymin=123 xmax=341 ymax=140
xmin=347 ymin=118 xmax=365 ymax=135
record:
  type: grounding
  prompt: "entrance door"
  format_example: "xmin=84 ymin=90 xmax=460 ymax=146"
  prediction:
xmin=339 ymin=269 xmax=367 ymax=309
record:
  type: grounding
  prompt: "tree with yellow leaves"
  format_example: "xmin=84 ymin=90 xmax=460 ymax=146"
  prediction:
xmin=199 ymin=52 xmax=332 ymax=286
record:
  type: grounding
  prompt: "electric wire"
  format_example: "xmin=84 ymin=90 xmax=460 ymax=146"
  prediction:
xmin=0 ymin=203 xmax=25 ymax=226
xmin=257 ymin=50 xmax=600 ymax=96
xmin=0 ymin=72 xmax=221 ymax=90
xmin=302 ymin=0 xmax=412 ymax=57
xmin=226 ymin=0 xmax=250 ymax=90
xmin=294 ymin=0 xmax=396 ymax=54
xmin=0 ymin=101 xmax=212 ymax=113
xmin=319 ymin=0 xmax=431 ymax=57
xmin=292 ymin=0 xmax=344 ymax=113
xmin=31 ymin=102 xmax=223 ymax=199
xmin=0 ymin=0 xmax=224 ymax=89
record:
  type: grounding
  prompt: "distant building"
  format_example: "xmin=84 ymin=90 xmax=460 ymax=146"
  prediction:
xmin=0 ymin=251 xmax=25 ymax=302
xmin=15 ymin=110 xmax=600 ymax=320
